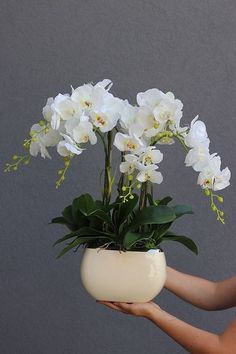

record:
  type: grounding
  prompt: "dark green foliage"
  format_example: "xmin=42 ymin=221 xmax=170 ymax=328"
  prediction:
xmin=51 ymin=193 xmax=198 ymax=258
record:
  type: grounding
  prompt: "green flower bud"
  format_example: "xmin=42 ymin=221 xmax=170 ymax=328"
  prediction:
xmin=129 ymin=195 xmax=134 ymax=199
xmin=24 ymin=159 xmax=30 ymax=165
xmin=12 ymin=155 xmax=18 ymax=160
xmin=217 ymin=196 xmax=224 ymax=203
xmin=211 ymin=204 xmax=217 ymax=211
xmin=29 ymin=130 xmax=36 ymax=137
xmin=121 ymin=186 xmax=127 ymax=192
xmin=44 ymin=127 xmax=49 ymax=133
xmin=136 ymin=183 xmax=141 ymax=189
xmin=58 ymin=170 xmax=63 ymax=175
xmin=64 ymin=160 xmax=70 ymax=167
xmin=204 ymin=189 xmax=210 ymax=196
xmin=13 ymin=166 xmax=17 ymax=171
xmin=220 ymin=211 xmax=224 ymax=217
xmin=128 ymin=175 xmax=133 ymax=181
xmin=39 ymin=120 xmax=46 ymax=126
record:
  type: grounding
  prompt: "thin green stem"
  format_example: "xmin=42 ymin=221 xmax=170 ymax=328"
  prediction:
xmin=173 ymin=133 xmax=189 ymax=153
xmin=103 ymin=130 xmax=113 ymax=206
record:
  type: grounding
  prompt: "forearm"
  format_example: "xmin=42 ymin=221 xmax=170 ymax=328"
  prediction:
xmin=146 ymin=308 xmax=222 ymax=354
xmin=165 ymin=267 xmax=218 ymax=310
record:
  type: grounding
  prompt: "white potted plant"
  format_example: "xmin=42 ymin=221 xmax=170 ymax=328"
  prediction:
xmin=5 ymin=79 xmax=231 ymax=302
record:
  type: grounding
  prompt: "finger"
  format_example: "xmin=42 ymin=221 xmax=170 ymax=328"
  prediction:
xmin=96 ymin=301 xmax=127 ymax=313
xmin=113 ymin=302 xmax=133 ymax=311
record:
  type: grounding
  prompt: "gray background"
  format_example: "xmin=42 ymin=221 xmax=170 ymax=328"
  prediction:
xmin=1 ymin=1 xmax=236 ymax=353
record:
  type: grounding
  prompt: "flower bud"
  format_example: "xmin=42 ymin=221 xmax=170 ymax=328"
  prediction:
xmin=204 ymin=189 xmax=210 ymax=196
xmin=220 ymin=211 xmax=224 ymax=217
xmin=29 ymin=130 xmax=36 ymax=137
xmin=136 ymin=183 xmax=141 ymax=189
xmin=13 ymin=166 xmax=17 ymax=171
xmin=128 ymin=175 xmax=133 ymax=181
xmin=121 ymin=186 xmax=127 ymax=192
xmin=58 ymin=170 xmax=63 ymax=175
xmin=217 ymin=196 xmax=224 ymax=203
xmin=211 ymin=204 xmax=217 ymax=211
xmin=129 ymin=195 xmax=134 ymax=199
xmin=39 ymin=120 xmax=45 ymax=126
xmin=12 ymin=155 xmax=18 ymax=160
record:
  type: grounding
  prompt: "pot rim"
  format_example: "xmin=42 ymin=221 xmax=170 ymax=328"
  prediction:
xmin=84 ymin=246 xmax=164 ymax=254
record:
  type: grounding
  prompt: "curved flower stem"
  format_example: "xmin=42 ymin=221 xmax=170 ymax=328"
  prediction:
xmin=138 ymin=182 xmax=148 ymax=233
xmin=103 ymin=130 xmax=113 ymax=206
xmin=4 ymin=154 xmax=31 ymax=172
xmin=173 ymin=133 xmax=189 ymax=153
xmin=117 ymin=152 xmax=125 ymax=194
xmin=96 ymin=129 xmax=108 ymax=160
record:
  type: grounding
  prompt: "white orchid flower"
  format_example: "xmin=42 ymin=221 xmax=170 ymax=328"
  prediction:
xmin=185 ymin=143 xmax=211 ymax=172
xmin=184 ymin=116 xmax=209 ymax=148
xmin=94 ymin=79 xmax=113 ymax=90
xmin=118 ymin=100 xmax=138 ymax=131
xmin=42 ymin=97 xmax=54 ymax=122
xmin=124 ymin=107 xmax=156 ymax=142
xmin=136 ymin=167 xmax=163 ymax=184
xmin=51 ymin=94 xmax=81 ymax=130
xmin=114 ymin=132 xmax=146 ymax=153
xmin=64 ymin=114 xmax=97 ymax=145
xmin=71 ymin=80 xmax=113 ymax=112
xmin=73 ymin=121 xmax=97 ymax=145
xmin=57 ymin=134 xmax=84 ymax=157
xmin=137 ymin=88 xmax=162 ymax=109
xmin=119 ymin=154 xmax=138 ymax=174
xmin=197 ymin=156 xmax=231 ymax=191
xmin=64 ymin=116 xmax=81 ymax=136
xmin=138 ymin=146 xmax=163 ymax=166
xmin=137 ymin=89 xmax=183 ymax=132
xmin=29 ymin=123 xmax=61 ymax=159
xmin=90 ymin=110 xmax=119 ymax=133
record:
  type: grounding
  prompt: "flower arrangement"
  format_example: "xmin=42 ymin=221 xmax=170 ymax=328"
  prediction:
xmin=5 ymin=79 xmax=231 ymax=258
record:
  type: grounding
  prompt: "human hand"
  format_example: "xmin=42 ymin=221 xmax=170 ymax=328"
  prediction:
xmin=96 ymin=300 xmax=161 ymax=318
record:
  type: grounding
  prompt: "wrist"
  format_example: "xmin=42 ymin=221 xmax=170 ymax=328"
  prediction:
xmin=145 ymin=304 xmax=163 ymax=320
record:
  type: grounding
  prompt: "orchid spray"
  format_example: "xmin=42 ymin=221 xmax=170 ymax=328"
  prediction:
xmin=5 ymin=80 xmax=231 ymax=257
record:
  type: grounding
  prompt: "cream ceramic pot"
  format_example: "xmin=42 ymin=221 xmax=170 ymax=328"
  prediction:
xmin=80 ymin=247 xmax=166 ymax=303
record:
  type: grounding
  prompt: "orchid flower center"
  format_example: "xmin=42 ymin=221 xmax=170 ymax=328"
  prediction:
xmin=126 ymin=141 xmax=136 ymax=150
xmin=96 ymin=115 xmax=106 ymax=126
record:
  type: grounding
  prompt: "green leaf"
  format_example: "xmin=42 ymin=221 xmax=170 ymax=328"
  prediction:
xmin=123 ymin=231 xmax=154 ymax=250
xmin=118 ymin=194 xmax=139 ymax=225
xmin=147 ymin=193 xmax=156 ymax=206
xmin=129 ymin=205 xmax=176 ymax=230
xmin=173 ymin=205 xmax=193 ymax=218
xmin=62 ymin=205 xmax=75 ymax=225
xmin=50 ymin=217 xmax=68 ymax=225
xmin=75 ymin=193 xmax=96 ymax=216
xmin=53 ymin=231 xmax=79 ymax=246
xmin=154 ymin=222 xmax=172 ymax=241
xmin=161 ymin=232 xmax=198 ymax=255
xmin=157 ymin=196 xmax=173 ymax=206
xmin=56 ymin=235 xmax=113 ymax=259
xmin=89 ymin=209 xmax=112 ymax=224
xmin=54 ymin=226 xmax=115 ymax=247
